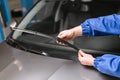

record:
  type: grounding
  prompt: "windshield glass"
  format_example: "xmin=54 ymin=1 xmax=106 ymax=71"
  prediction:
xmin=12 ymin=0 xmax=90 ymax=40
xmin=12 ymin=0 xmax=62 ymax=39
xmin=10 ymin=0 xmax=87 ymax=60
xmin=10 ymin=0 xmax=120 ymax=58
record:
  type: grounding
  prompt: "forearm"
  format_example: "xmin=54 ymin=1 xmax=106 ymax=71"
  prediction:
xmin=94 ymin=54 xmax=120 ymax=78
xmin=81 ymin=14 xmax=120 ymax=36
xmin=70 ymin=26 xmax=82 ymax=37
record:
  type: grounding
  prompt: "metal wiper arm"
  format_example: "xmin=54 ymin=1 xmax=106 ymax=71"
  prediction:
xmin=11 ymin=27 xmax=80 ymax=52
xmin=12 ymin=27 xmax=54 ymax=40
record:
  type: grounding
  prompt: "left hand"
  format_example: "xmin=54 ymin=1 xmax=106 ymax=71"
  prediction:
xmin=78 ymin=50 xmax=95 ymax=66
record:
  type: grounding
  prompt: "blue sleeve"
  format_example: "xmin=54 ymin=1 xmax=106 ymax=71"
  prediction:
xmin=94 ymin=54 xmax=120 ymax=78
xmin=81 ymin=14 xmax=120 ymax=36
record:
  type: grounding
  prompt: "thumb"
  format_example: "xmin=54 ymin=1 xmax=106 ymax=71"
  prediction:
xmin=58 ymin=33 xmax=66 ymax=39
xmin=79 ymin=50 xmax=85 ymax=57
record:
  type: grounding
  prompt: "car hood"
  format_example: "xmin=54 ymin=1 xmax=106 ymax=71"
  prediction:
xmin=0 ymin=42 xmax=119 ymax=80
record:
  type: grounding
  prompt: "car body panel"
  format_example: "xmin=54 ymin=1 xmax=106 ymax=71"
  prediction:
xmin=0 ymin=42 xmax=119 ymax=80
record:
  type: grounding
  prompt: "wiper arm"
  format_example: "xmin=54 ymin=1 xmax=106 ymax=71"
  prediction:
xmin=12 ymin=27 xmax=54 ymax=40
xmin=11 ymin=27 xmax=80 ymax=52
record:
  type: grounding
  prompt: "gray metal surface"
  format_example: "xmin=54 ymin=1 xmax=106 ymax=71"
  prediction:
xmin=0 ymin=42 xmax=119 ymax=80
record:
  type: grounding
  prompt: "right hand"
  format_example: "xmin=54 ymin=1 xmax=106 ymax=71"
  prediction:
xmin=57 ymin=29 xmax=75 ymax=42
xmin=57 ymin=26 xmax=82 ymax=44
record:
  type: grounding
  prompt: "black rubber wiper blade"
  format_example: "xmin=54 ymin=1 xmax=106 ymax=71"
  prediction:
xmin=12 ymin=27 xmax=80 ymax=52
xmin=56 ymin=37 xmax=79 ymax=52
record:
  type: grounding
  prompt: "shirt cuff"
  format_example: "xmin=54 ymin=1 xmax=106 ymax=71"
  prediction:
xmin=80 ymin=23 xmax=91 ymax=36
xmin=93 ymin=56 xmax=102 ymax=68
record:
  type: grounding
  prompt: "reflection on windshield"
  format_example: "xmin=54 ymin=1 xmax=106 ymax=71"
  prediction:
xmin=12 ymin=0 xmax=46 ymax=39
xmin=12 ymin=0 xmax=62 ymax=39
xmin=11 ymin=0 xmax=69 ymax=56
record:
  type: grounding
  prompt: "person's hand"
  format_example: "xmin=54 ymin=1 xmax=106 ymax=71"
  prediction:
xmin=78 ymin=50 xmax=95 ymax=66
xmin=57 ymin=26 xmax=82 ymax=44
xmin=57 ymin=29 xmax=75 ymax=42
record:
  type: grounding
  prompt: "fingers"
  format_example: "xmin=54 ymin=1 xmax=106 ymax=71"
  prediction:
xmin=78 ymin=50 xmax=84 ymax=63
xmin=78 ymin=50 xmax=95 ymax=66
xmin=78 ymin=50 xmax=84 ymax=65
xmin=57 ymin=31 xmax=66 ymax=44
xmin=57 ymin=30 xmax=67 ymax=39
xmin=78 ymin=50 xmax=85 ymax=57
xmin=57 ymin=30 xmax=70 ymax=45
xmin=56 ymin=41 xmax=65 ymax=45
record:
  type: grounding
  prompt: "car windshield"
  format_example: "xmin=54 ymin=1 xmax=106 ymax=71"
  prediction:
xmin=12 ymin=0 xmax=91 ymax=39
xmin=9 ymin=0 xmax=120 ymax=60
xmin=10 ymin=0 xmax=86 ymax=60
xmin=13 ymin=0 xmax=58 ymax=38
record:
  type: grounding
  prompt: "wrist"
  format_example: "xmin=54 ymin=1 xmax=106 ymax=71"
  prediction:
xmin=71 ymin=26 xmax=82 ymax=37
xmin=91 ymin=58 xmax=95 ymax=66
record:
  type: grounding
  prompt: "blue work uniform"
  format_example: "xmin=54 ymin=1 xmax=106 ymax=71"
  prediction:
xmin=81 ymin=14 xmax=120 ymax=78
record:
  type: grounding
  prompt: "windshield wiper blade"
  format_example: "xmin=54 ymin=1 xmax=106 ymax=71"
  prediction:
xmin=56 ymin=37 xmax=79 ymax=52
xmin=11 ymin=26 xmax=81 ymax=52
